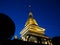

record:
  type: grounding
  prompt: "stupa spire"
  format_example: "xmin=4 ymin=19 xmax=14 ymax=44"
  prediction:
xmin=25 ymin=13 xmax=38 ymax=27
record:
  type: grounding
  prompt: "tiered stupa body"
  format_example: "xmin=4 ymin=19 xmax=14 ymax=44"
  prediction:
xmin=20 ymin=12 xmax=53 ymax=45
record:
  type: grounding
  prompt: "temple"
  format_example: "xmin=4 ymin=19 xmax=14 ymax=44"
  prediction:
xmin=20 ymin=11 xmax=53 ymax=45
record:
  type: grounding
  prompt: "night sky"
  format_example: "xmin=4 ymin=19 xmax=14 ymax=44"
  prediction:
xmin=0 ymin=0 xmax=60 ymax=39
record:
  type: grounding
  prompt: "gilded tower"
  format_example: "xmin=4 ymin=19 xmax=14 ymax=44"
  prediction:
xmin=20 ymin=11 xmax=53 ymax=45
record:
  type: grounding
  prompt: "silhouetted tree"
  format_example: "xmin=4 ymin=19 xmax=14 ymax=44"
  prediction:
xmin=52 ymin=36 xmax=60 ymax=45
xmin=0 ymin=13 xmax=15 ymax=42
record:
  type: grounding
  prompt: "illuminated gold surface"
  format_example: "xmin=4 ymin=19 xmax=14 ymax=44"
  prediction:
xmin=20 ymin=12 xmax=45 ymax=37
xmin=20 ymin=12 xmax=53 ymax=45
xmin=25 ymin=12 xmax=38 ymax=26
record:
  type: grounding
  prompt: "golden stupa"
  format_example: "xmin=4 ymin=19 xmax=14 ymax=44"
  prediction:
xmin=20 ymin=8 xmax=53 ymax=45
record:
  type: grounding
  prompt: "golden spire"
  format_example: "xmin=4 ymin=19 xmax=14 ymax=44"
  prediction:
xmin=20 ymin=5 xmax=45 ymax=38
xmin=25 ymin=11 xmax=38 ymax=26
xmin=28 ymin=5 xmax=33 ymax=18
xmin=24 ymin=5 xmax=39 ymax=26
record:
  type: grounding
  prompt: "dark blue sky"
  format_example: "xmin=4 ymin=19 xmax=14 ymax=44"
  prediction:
xmin=0 ymin=0 xmax=60 ymax=39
